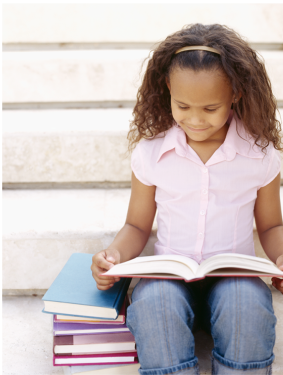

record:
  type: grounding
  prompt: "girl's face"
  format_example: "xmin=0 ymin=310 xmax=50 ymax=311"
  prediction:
xmin=167 ymin=68 xmax=235 ymax=143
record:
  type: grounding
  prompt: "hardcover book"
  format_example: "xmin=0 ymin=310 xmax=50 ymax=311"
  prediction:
xmin=54 ymin=351 xmax=138 ymax=366
xmin=53 ymin=332 xmax=136 ymax=355
xmin=55 ymin=295 xmax=129 ymax=324
xmin=102 ymin=253 xmax=283 ymax=282
xmin=53 ymin=318 xmax=130 ymax=336
xmin=42 ymin=253 xmax=131 ymax=319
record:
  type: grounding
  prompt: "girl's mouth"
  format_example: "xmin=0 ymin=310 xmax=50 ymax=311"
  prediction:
xmin=187 ymin=126 xmax=209 ymax=133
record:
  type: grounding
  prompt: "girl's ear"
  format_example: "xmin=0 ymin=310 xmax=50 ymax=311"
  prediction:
xmin=234 ymin=92 xmax=242 ymax=102
xmin=166 ymin=77 xmax=171 ymax=92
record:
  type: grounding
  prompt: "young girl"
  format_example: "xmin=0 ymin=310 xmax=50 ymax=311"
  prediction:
xmin=91 ymin=24 xmax=283 ymax=375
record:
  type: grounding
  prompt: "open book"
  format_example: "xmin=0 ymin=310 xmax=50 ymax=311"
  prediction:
xmin=102 ymin=253 xmax=283 ymax=282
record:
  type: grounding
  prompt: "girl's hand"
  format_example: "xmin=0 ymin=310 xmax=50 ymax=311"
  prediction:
xmin=271 ymin=254 xmax=283 ymax=294
xmin=91 ymin=249 xmax=121 ymax=290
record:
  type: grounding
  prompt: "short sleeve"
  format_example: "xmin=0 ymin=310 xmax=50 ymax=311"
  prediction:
xmin=131 ymin=143 xmax=154 ymax=186
xmin=259 ymin=147 xmax=281 ymax=188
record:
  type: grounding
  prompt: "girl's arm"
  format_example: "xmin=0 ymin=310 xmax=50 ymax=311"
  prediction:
xmin=91 ymin=172 xmax=156 ymax=290
xmin=254 ymin=172 xmax=283 ymax=294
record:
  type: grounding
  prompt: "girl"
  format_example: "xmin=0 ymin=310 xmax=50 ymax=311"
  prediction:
xmin=91 ymin=24 xmax=283 ymax=375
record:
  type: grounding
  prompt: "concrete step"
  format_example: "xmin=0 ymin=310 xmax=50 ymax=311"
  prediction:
xmin=3 ymin=4 xmax=283 ymax=46
xmin=3 ymin=109 xmax=283 ymax=186
xmin=2 ymin=292 xmax=283 ymax=375
xmin=2 ymin=109 xmax=132 ymax=185
xmin=3 ymin=188 xmax=283 ymax=292
xmin=2 ymin=189 xmax=157 ymax=291
xmin=3 ymin=50 xmax=283 ymax=105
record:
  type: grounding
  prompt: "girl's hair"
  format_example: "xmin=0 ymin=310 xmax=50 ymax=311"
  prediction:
xmin=128 ymin=23 xmax=282 ymax=153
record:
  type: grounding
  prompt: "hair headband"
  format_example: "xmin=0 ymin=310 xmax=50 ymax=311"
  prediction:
xmin=175 ymin=46 xmax=220 ymax=55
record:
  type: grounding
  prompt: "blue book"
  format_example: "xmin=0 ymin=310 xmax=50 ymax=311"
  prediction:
xmin=42 ymin=253 xmax=131 ymax=320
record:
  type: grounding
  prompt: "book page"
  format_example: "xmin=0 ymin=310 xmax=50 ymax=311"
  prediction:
xmin=103 ymin=255 xmax=199 ymax=279
xmin=104 ymin=260 xmax=196 ymax=280
xmin=197 ymin=253 xmax=283 ymax=277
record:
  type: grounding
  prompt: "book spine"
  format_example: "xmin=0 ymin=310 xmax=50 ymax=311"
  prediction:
xmin=112 ymin=278 xmax=131 ymax=319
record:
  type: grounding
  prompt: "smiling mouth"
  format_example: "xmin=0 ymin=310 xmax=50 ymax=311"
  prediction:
xmin=187 ymin=126 xmax=209 ymax=131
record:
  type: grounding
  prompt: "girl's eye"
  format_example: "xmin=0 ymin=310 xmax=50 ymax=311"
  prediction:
xmin=205 ymin=108 xmax=217 ymax=112
xmin=178 ymin=106 xmax=189 ymax=110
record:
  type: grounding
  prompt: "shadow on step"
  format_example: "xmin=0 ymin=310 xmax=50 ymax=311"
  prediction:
xmin=194 ymin=329 xmax=214 ymax=374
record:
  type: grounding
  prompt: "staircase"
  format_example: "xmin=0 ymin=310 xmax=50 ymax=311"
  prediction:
xmin=2 ymin=4 xmax=283 ymax=375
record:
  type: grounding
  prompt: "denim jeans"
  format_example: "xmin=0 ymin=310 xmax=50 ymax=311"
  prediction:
xmin=126 ymin=277 xmax=276 ymax=375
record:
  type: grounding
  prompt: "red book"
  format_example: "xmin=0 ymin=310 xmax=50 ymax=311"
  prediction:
xmin=53 ymin=352 xmax=138 ymax=366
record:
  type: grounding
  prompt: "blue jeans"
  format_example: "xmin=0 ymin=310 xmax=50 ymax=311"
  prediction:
xmin=126 ymin=277 xmax=276 ymax=375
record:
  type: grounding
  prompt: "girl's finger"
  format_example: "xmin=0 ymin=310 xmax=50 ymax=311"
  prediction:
xmin=91 ymin=264 xmax=116 ymax=281
xmin=92 ymin=252 xmax=113 ymax=271
xmin=92 ymin=271 xmax=117 ymax=284
xmin=96 ymin=283 xmax=114 ymax=291
xmin=95 ymin=276 xmax=116 ymax=285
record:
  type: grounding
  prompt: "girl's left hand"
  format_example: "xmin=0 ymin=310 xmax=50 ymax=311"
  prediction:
xmin=271 ymin=254 xmax=283 ymax=294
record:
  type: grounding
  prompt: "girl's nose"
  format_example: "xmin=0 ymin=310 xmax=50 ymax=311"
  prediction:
xmin=185 ymin=109 xmax=205 ymax=126
xmin=186 ymin=116 xmax=205 ymax=126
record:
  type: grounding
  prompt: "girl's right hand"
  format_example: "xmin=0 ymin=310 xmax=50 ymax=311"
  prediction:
xmin=91 ymin=249 xmax=121 ymax=290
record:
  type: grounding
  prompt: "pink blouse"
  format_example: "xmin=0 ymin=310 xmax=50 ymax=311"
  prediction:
xmin=131 ymin=115 xmax=281 ymax=264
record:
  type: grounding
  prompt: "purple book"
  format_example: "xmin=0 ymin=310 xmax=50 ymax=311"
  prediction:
xmin=53 ymin=318 xmax=130 ymax=336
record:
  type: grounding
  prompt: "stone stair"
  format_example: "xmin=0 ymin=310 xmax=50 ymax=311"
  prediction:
xmin=3 ymin=4 xmax=283 ymax=375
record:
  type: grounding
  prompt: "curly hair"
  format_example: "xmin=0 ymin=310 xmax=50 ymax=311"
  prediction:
xmin=127 ymin=23 xmax=282 ymax=153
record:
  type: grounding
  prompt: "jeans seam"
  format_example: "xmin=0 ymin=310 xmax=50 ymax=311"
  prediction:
xmin=236 ymin=277 xmax=240 ymax=362
xmin=160 ymin=280 xmax=173 ymax=367
xmin=267 ymin=283 xmax=277 ymax=353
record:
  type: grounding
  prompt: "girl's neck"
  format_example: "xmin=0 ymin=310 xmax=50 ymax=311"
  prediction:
xmin=186 ymin=115 xmax=232 ymax=165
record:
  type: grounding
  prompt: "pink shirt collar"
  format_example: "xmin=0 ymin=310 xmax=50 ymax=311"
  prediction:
xmin=156 ymin=115 xmax=264 ymax=165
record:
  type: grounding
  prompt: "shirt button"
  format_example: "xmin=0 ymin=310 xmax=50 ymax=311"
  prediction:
xmin=202 ymin=168 xmax=208 ymax=173
xmin=200 ymin=210 xmax=206 ymax=215
xmin=202 ymin=189 xmax=207 ymax=194
xmin=199 ymin=233 xmax=203 ymax=237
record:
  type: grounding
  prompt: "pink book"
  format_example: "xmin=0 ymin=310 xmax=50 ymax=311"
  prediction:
xmin=53 ymin=332 xmax=136 ymax=355
xmin=53 ymin=351 xmax=138 ymax=366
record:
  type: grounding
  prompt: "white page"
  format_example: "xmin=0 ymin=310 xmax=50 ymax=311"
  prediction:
xmin=55 ymin=342 xmax=135 ymax=354
xmin=55 ymin=327 xmax=129 ymax=335
xmin=197 ymin=253 xmax=283 ymax=277
xmin=104 ymin=255 xmax=199 ymax=277
xmin=56 ymin=357 xmax=135 ymax=364
xmin=104 ymin=260 xmax=195 ymax=280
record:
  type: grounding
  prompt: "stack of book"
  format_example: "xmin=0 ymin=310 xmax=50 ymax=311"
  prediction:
xmin=42 ymin=253 xmax=138 ymax=372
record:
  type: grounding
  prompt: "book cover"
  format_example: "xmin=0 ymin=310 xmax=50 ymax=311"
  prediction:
xmin=55 ymin=295 xmax=128 ymax=324
xmin=54 ymin=352 xmax=138 ymax=366
xmin=42 ymin=253 xmax=131 ymax=319
xmin=53 ymin=332 xmax=136 ymax=354
xmin=53 ymin=318 xmax=130 ymax=336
